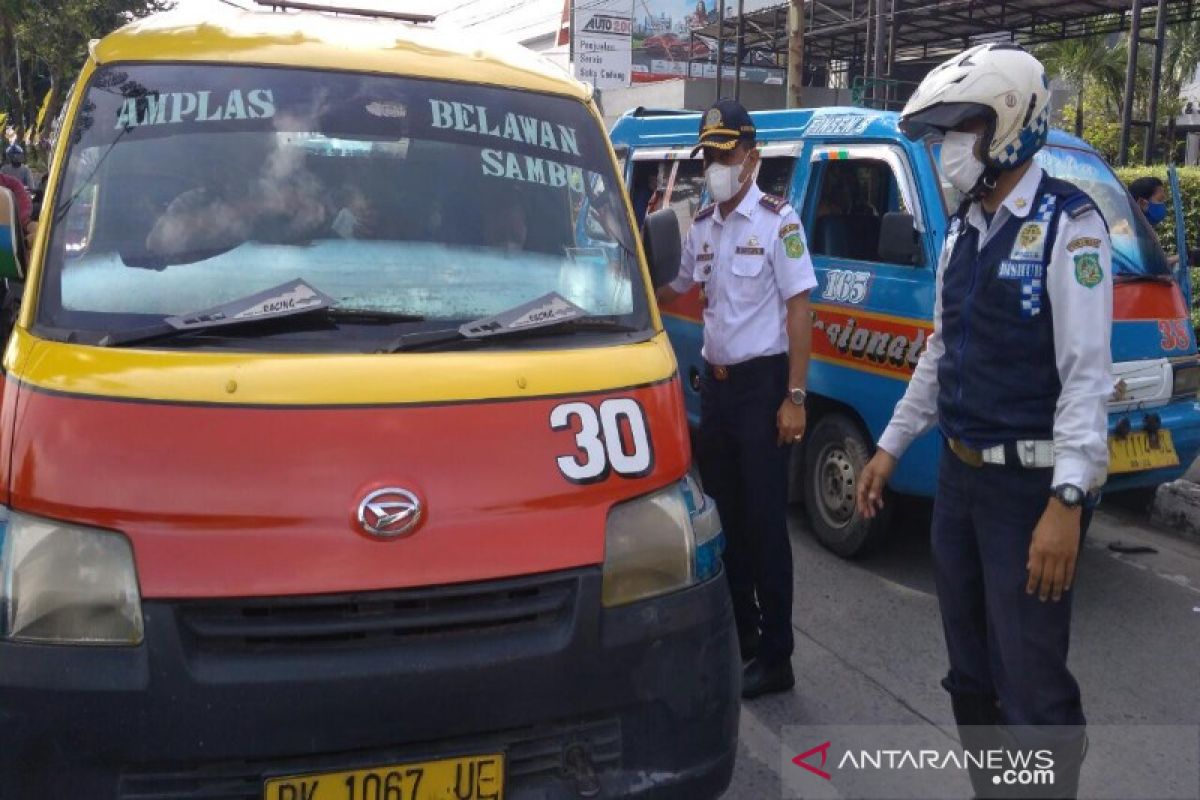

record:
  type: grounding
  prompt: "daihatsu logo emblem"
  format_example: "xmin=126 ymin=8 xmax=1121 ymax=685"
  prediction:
xmin=357 ymin=488 xmax=422 ymax=539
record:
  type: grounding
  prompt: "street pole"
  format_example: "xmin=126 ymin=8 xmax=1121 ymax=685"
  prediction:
xmin=716 ymin=0 xmax=725 ymax=101
xmin=1144 ymin=0 xmax=1168 ymax=164
xmin=786 ymin=0 xmax=805 ymax=108
xmin=733 ymin=0 xmax=744 ymax=101
xmin=1118 ymin=0 xmax=1143 ymax=166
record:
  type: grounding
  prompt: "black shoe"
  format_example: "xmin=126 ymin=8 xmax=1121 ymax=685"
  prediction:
xmin=741 ymin=658 xmax=795 ymax=699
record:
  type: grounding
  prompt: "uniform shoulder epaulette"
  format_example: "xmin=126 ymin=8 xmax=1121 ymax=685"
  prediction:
xmin=695 ymin=204 xmax=716 ymax=220
xmin=759 ymin=194 xmax=788 ymax=214
xmin=1062 ymin=192 xmax=1099 ymax=220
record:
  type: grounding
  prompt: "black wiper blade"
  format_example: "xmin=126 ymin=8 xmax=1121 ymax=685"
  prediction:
xmin=96 ymin=279 xmax=337 ymax=347
xmin=381 ymin=316 xmax=640 ymax=353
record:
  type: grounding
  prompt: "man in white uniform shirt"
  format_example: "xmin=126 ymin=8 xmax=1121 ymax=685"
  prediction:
xmin=656 ymin=99 xmax=816 ymax=699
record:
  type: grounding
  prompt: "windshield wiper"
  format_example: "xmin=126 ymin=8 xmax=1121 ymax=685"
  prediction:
xmin=381 ymin=293 xmax=639 ymax=353
xmin=94 ymin=280 xmax=424 ymax=347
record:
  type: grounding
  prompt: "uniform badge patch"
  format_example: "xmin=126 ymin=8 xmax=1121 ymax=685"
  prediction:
xmin=704 ymin=108 xmax=722 ymax=128
xmin=784 ymin=232 xmax=805 ymax=258
xmin=779 ymin=223 xmax=799 ymax=238
xmin=1010 ymin=221 xmax=1047 ymax=261
xmin=997 ymin=260 xmax=1043 ymax=280
xmin=1067 ymin=236 xmax=1101 ymax=252
xmin=1074 ymin=253 xmax=1103 ymax=288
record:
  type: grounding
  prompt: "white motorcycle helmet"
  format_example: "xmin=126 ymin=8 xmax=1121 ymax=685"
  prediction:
xmin=900 ymin=43 xmax=1051 ymax=197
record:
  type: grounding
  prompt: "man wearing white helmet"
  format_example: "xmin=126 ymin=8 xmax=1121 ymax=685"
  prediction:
xmin=856 ymin=44 xmax=1112 ymax=798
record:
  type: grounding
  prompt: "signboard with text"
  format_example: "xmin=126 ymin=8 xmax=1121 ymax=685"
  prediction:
xmin=573 ymin=0 xmax=633 ymax=90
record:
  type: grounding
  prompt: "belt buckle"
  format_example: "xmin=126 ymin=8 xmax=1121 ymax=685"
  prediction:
xmin=950 ymin=438 xmax=984 ymax=468
xmin=713 ymin=365 xmax=729 ymax=381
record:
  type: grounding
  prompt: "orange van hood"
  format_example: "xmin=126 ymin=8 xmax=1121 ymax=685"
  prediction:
xmin=3 ymin=331 xmax=688 ymax=598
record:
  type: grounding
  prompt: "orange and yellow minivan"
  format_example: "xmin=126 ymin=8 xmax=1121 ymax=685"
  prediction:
xmin=0 ymin=4 xmax=738 ymax=797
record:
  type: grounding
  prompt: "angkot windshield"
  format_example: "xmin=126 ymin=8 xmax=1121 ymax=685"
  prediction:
xmin=37 ymin=65 xmax=648 ymax=349
xmin=1033 ymin=146 xmax=1170 ymax=277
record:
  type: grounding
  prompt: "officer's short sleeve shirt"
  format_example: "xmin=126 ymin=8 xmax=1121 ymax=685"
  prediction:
xmin=673 ymin=184 xmax=816 ymax=365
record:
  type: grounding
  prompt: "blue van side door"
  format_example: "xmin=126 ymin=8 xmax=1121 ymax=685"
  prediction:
xmin=798 ymin=141 xmax=942 ymax=497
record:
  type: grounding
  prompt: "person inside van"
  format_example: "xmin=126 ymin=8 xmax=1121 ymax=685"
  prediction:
xmin=1128 ymin=176 xmax=1181 ymax=267
xmin=331 ymin=185 xmax=377 ymax=240
xmin=482 ymin=196 xmax=528 ymax=253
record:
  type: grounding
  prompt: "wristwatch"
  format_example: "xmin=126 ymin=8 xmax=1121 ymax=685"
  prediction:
xmin=1052 ymin=484 xmax=1086 ymax=509
xmin=789 ymin=387 xmax=807 ymax=406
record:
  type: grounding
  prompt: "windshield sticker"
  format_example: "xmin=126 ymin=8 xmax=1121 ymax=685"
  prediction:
xmin=430 ymin=100 xmax=580 ymax=156
xmin=165 ymin=279 xmax=332 ymax=330
xmin=366 ymin=101 xmax=407 ymax=119
xmin=805 ymin=114 xmax=873 ymax=137
xmin=459 ymin=292 xmax=586 ymax=338
xmin=115 ymin=89 xmax=275 ymax=129
xmin=481 ymin=149 xmax=585 ymax=188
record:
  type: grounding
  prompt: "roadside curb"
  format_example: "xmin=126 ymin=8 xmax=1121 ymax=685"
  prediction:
xmin=1150 ymin=480 xmax=1200 ymax=543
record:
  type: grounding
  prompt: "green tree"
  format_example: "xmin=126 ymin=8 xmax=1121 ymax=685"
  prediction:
xmin=0 ymin=0 xmax=172 ymax=149
xmin=1037 ymin=32 xmax=1125 ymax=138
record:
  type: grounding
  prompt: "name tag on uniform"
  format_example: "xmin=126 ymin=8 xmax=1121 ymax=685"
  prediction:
xmin=696 ymin=252 xmax=715 ymax=262
xmin=735 ymin=246 xmax=765 ymax=255
xmin=997 ymin=260 xmax=1043 ymax=280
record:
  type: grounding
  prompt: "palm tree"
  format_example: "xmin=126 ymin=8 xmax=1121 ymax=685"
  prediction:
xmin=1037 ymin=33 xmax=1126 ymax=138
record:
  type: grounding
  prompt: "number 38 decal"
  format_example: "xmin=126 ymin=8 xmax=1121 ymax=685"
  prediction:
xmin=550 ymin=398 xmax=654 ymax=483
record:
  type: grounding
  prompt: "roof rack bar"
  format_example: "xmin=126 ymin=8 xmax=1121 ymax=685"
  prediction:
xmin=251 ymin=0 xmax=437 ymax=23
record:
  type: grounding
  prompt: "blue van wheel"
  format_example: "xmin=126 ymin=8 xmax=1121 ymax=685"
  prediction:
xmin=802 ymin=413 xmax=890 ymax=558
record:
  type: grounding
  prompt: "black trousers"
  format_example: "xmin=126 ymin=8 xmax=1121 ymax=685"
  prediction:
xmin=696 ymin=353 xmax=794 ymax=663
xmin=933 ymin=441 xmax=1089 ymax=729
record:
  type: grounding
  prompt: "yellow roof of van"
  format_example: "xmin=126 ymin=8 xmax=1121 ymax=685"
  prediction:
xmin=93 ymin=8 xmax=589 ymax=101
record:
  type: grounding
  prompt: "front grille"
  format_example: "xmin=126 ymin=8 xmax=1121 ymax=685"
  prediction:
xmin=118 ymin=717 xmax=622 ymax=800
xmin=176 ymin=573 xmax=577 ymax=651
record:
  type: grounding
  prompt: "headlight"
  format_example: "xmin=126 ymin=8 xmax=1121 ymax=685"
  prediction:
xmin=1 ymin=510 xmax=143 ymax=645
xmin=1171 ymin=361 xmax=1200 ymax=399
xmin=602 ymin=478 xmax=725 ymax=608
xmin=602 ymin=484 xmax=695 ymax=607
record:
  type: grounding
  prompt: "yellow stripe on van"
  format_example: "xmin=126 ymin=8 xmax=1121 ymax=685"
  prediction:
xmin=6 ymin=327 xmax=678 ymax=405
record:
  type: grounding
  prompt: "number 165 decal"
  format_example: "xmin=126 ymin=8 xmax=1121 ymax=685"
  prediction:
xmin=550 ymin=398 xmax=654 ymax=483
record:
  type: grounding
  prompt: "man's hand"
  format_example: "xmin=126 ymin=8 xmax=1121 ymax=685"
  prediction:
xmin=776 ymin=400 xmax=806 ymax=446
xmin=656 ymin=285 xmax=680 ymax=306
xmin=1026 ymin=500 xmax=1082 ymax=602
xmin=856 ymin=450 xmax=897 ymax=519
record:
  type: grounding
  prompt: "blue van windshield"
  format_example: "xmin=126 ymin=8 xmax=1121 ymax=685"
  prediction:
xmin=1033 ymin=146 xmax=1171 ymax=277
xmin=931 ymin=142 xmax=1170 ymax=278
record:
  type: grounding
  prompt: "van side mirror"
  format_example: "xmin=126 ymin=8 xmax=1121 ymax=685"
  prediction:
xmin=642 ymin=208 xmax=682 ymax=289
xmin=878 ymin=211 xmax=919 ymax=266
xmin=0 ymin=187 xmax=25 ymax=279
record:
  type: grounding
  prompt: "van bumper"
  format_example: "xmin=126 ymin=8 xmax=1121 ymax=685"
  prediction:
xmin=0 ymin=567 xmax=739 ymax=799
xmin=1105 ymin=398 xmax=1200 ymax=492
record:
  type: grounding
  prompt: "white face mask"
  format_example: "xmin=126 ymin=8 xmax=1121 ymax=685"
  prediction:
xmin=940 ymin=131 xmax=986 ymax=196
xmin=705 ymin=156 xmax=749 ymax=204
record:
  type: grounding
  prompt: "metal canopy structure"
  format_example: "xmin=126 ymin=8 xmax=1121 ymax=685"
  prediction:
xmin=687 ymin=0 xmax=1200 ymax=162
xmin=694 ymin=0 xmax=1199 ymax=68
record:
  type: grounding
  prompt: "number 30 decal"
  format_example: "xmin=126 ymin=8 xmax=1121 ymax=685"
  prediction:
xmin=550 ymin=398 xmax=654 ymax=483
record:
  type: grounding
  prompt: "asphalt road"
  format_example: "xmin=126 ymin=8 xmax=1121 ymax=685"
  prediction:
xmin=721 ymin=496 xmax=1200 ymax=800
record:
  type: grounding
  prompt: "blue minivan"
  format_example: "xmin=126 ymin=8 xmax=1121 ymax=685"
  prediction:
xmin=613 ymin=106 xmax=1200 ymax=556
